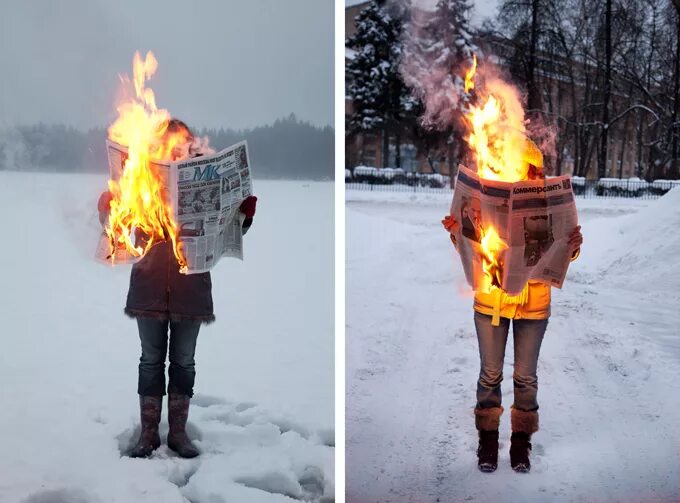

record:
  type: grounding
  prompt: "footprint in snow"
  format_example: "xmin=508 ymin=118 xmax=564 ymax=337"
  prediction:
xmin=235 ymin=465 xmax=328 ymax=502
xmin=22 ymin=488 xmax=95 ymax=503
xmin=190 ymin=394 xmax=228 ymax=408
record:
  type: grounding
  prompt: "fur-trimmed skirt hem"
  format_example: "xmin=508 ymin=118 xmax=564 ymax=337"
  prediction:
xmin=124 ymin=307 xmax=216 ymax=324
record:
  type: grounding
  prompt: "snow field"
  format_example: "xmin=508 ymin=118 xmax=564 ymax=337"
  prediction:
xmin=0 ymin=174 xmax=334 ymax=503
xmin=346 ymin=188 xmax=679 ymax=502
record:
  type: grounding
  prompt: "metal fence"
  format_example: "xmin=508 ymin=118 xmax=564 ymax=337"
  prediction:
xmin=346 ymin=179 xmax=680 ymax=199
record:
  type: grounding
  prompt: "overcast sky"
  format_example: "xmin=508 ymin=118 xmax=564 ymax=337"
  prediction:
xmin=0 ymin=0 xmax=334 ymax=131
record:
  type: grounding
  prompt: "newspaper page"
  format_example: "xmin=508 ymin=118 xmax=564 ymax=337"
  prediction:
xmin=95 ymin=140 xmax=252 ymax=274
xmin=450 ymin=165 xmax=578 ymax=295
xmin=173 ymin=141 xmax=252 ymax=273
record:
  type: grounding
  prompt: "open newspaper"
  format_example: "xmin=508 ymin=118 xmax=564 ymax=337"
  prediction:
xmin=95 ymin=139 xmax=253 ymax=274
xmin=450 ymin=165 xmax=578 ymax=295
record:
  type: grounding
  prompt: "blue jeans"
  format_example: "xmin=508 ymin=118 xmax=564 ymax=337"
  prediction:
xmin=137 ymin=318 xmax=201 ymax=397
xmin=474 ymin=312 xmax=548 ymax=411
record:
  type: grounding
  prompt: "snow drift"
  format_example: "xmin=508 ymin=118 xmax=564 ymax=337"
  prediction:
xmin=0 ymin=173 xmax=334 ymax=503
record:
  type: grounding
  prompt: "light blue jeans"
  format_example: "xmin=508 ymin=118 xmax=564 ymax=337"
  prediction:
xmin=474 ymin=311 xmax=548 ymax=411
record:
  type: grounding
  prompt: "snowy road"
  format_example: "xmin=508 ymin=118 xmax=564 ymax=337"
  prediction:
xmin=0 ymin=174 xmax=334 ymax=503
xmin=346 ymin=190 xmax=680 ymax=503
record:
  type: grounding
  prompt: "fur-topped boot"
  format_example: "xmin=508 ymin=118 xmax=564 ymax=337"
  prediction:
xmin=474 ymin=406 xmax=503 ymax=472
xmin=510 ymin=407 xmax=539 ymax=472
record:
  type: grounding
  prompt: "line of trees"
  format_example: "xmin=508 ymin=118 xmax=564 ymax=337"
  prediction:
xmin=346 ymin=0 xmax=680 ymax=180
xmin=0 ymin=114 xmax=334 ymax=180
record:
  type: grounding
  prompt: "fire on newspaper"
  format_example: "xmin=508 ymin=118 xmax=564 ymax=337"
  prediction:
xmin=449 ymin=56 xmax=578 ymax=296
xmin=95 ymin=51 xmax=252 ymax=274
xmin=450 ymin=165 xmax=577 ymax=296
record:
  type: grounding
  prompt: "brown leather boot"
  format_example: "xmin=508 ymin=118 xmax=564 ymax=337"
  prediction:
xmin=167 ymin=393 xmax=200 ymax=458
xmin=510 ymin=407 xmax=539 ymax=472
xmin=129 ymin=395 xmax=162 ymax=458
xmin=474 ymin=406 xmax=503 ymax=472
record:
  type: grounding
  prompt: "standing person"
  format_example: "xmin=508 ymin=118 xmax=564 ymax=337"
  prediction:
xmin=441 ymin=141 xmax=582 ymax=473
xmin=98 ymin=119 xmax=258 ymax=458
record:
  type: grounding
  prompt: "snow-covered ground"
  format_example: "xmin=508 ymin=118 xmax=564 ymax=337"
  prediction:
xmin=346 ymin=189 xmax=680 ymax=502
xmin=0 ymin=174 xmax=334 ymax=503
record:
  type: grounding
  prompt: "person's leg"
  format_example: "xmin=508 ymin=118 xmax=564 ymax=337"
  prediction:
xmin=475 ymin=312 xmax=510 ymax=410
xmin=509 ymin=317 xmax=548 ymax=472
xmin=167 ymin=319 xmax=201 ymax=458
xmin=131 ymin=317 xmax=169 ymax=457
xmin=167 ymin=320 xmax=201 ymax=397
xmin=137 ymin=318 xmax=170 ymax=396
xmin=473 ymin=311 xmax=510 ymax=472
xmin=511 ymin=317 xmax=548 ymax=413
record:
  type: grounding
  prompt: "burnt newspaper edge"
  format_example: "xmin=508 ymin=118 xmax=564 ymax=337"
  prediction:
xmin=94 ymin=140 xmax=150 ymax=266
xmin=95 ymin=140 xmax=252 ymax=274
xmin=450 ymin=165 xmax=578 ymax=295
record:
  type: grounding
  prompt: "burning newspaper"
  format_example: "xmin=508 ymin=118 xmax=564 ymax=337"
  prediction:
xmin=96 ymin=139 xmax=253 ymax=274
xmin=450 ymin=165 xmax=578 ymax=295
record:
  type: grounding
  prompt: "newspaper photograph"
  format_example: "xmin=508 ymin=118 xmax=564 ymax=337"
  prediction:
xmin=450 ymin=165 xmax=578 ymax=295
xmin=96 ymin=140 xmax=252 ymax=274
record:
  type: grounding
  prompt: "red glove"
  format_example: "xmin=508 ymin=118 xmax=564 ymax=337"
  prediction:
xmin=239 ymin=196 xmax=257 ymax=219
xmin=98 ymin=191 xmax=113 ymax=225
xmin=98 ymin=191 xmax=113 ymax=213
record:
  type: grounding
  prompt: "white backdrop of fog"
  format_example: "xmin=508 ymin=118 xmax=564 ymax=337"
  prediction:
xmin=0 ymin=0 xmax=333 ymax=130
xmin=344 ymin=0 xmax=499 ymax=26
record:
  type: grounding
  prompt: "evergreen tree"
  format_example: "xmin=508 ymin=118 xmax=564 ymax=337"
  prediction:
xmin=346 ymin=0 xmax=411 ymax=168
xmin=400 ymin=0 xmax=477 ymax=176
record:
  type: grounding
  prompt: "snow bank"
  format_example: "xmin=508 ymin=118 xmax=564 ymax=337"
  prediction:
xmin=571 ymin=187 xmax=680 ymax=291
xmin=0 ymin=173 xmax=334 ymax=503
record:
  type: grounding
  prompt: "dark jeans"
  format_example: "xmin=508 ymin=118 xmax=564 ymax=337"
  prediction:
xmin=137 ymin=318 xmax=201 ymax=397
xmin=474 ymin=311 xmax=548 ymax=411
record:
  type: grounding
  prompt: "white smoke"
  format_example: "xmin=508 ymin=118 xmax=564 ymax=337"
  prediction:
xmin=397 ymin=0 xmax=476 ymax=131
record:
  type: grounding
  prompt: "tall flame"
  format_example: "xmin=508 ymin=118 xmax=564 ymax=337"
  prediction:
xmin=462 ymin=56 xmax=536 ymax=292
xmin=464 ymin=57 xmax=529 ymax=183
xmin=105 ymin=51 xmax=188 ymax=272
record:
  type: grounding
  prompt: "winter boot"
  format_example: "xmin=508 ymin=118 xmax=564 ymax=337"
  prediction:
xmin=129 ymin=395 xmax=162 ymax=458
xmin=474 ymin=406 xmax=503 ymax=472
xmin=167 ymin=393 xmax=200 ymax=458
xmin=510 ymin=407 xmax=539 ymax=472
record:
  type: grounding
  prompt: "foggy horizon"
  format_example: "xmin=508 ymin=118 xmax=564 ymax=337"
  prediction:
xmin=0 ymin=0 xmax=334 ymax=131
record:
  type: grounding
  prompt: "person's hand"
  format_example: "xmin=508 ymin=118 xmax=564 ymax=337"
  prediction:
xmin=441 ymin=215 xmax=460 ymax=235
xmin=239 ymin=196 xmax=257 ymax=219
xmin=98 ymin=191 xmax=113 ymax=226
xmin=568 ymin=225 xmax=583 ymax=252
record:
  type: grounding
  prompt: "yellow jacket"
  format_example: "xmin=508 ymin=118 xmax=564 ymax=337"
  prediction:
xmin=472 ymin=248 xmax=580 ymax=325
xmin=473 ymin=281 xmax=551 ymax=325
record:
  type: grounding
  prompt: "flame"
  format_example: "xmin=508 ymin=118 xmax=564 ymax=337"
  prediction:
xmin=464 ymin=54 xmax=477 ymax=94
xmin=105 ymin=51 xmax=189 ymax=272
xmin=478 ymin=225 xmax=507 ymax=292
xmin=463 ymin=57 xmax=529 ymax=183
xmin=462 ymin=55 xmax=537 ymax=292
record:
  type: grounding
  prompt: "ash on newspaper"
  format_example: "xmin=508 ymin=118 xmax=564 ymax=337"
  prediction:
xmin=95 ymin=140 xmax=253 ymax=274
xmin=450 ymin=165 xmax=578 ymax=295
